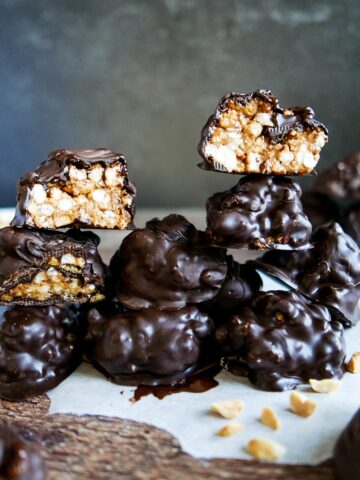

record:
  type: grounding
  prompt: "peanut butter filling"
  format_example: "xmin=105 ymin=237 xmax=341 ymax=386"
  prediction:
xmin=0 ymin=257 xmax=104 ymax=303
xmin=205 ymin=99 xmax=327 ymax=174
xmin=26 ymin=163 xmax=133 ymax=229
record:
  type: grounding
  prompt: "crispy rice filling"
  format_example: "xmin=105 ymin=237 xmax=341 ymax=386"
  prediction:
xmin=205 ymin=99 xmax=327 ymax=174
xmin=0 ymin=259 xmax=104 ymax=303
xmin=26 ymin=163 xmax=133 ymax=229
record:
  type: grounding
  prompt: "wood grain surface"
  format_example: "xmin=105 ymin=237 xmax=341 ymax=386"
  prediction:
xmin=0 ymin=396 xmax=334 ymax=480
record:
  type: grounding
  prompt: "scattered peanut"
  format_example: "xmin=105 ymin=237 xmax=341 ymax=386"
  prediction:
xmin=211 ymin=400 xmax=244 ymax=419
xmin=260 ymin=407 xmax=281 ymax=430
xmin=216 ymin=423 xmax=243 ymax=437
xmin=347 ymin=352 xmax=360 ymax=374
xmin=309 ymin=378 xmax=341 ymax=393
xmin=246 ymin=439 xmax=286 ymax=461
xmin=290 ymin=392 xmax=317 ymax=418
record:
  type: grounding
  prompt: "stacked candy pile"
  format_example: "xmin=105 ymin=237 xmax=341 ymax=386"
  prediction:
xmin=0 ymin=91 xmax=359 ymax=405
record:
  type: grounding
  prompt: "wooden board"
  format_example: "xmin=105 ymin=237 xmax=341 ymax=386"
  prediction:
xmin=0 ymin=396 xmax=334 ymax=479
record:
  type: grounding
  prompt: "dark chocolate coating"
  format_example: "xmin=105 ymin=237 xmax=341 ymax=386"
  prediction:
xmin=334 ymin=409 xmax=360 ymax=480
xmin=314 ymin=152 xmax=360 ymax=200
xmin=0 ymin=421 xmax=46 ymax=480
xmin=256 ymin=222 xmax=360 ymax=326
xmin=253 ymin=248 xmax=305 ymax=287
xmin=0 ymin=226 xmax=106 ymax=305
xmin=110 ymin=214 xmax=228 ymax=310
xmin=200 ymin=256 xmax=262 ymax=322
xmin=0 ymin=305 xmax=82 ymax=400
xmin=300 ymin=224 xmax=360 ymax=325
xmin=86 ymin=304 xmax=214 ymax=386
xmin=206 ymin=176 xmax=312 ymax=249
xmin=301 ymin=191 xmax=339 ymax=228
xmin=341 ymin=202 xmax=360 ymax=246
xmin=12 ymin=148 xmax=136 ymax=229
xmin=215 ymin=290 xmax=345 ymax=391
xmin=198 ymin=89 xmax=328 ymax=172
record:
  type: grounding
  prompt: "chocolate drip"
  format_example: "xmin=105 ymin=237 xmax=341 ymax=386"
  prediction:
xmin=130 ymin=364 xmax=221 ymax=402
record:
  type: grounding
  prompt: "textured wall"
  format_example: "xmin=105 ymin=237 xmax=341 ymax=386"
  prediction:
xmin=0 ymin=0 xmax=359 ymax=207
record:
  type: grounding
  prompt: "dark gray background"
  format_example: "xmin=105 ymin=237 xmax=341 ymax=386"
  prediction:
xmin=0 ymin=0 xmax=359 ymax=207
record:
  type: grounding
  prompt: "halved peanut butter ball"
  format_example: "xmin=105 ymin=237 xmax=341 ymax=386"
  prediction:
xmin=12 ymin=148 xmax=136 ymax=229
xmin=0 ymin=226 xmax=106 ymax=305
xmin=198 ymin=90 xmax=328 ymax=175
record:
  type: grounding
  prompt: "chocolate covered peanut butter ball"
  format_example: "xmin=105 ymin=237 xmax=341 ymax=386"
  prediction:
xmin=206 ymin=176 xmax=312 ymax=249
xmin=215 ymin=290 xmax=345 ymax=391
xmin=200 ymin=256 xmax=262 ymax=322
xmin=341 ymin=202 xmax=360 ymax=246
xmin=0 ymin=304 xmax=82 ymax=400
xmin=198 ymin=90 xmax=328 ymax=175
xmin=314 ymin=152 xmax=360 ymax=200
xmin=301 ymin=191 xmax=339 ymax=228
xmin=12 ymin=148 xmax=136 ymax=230
xmin=86 ymin=304 xmax=214 ymax=386
xmin=0 ymin=226 xmax=106 ymax=305
xmin=257 ymin=222 xmax=360 ymax=326
xmin=110 ymin=214 xmax=228 ymax=310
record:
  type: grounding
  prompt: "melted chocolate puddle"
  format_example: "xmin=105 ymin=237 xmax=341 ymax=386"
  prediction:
xmin=130 ymin=364 xmax=221 ymax=402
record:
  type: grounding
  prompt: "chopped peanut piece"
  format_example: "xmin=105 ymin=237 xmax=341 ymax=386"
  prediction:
xmin=347 ymin=352 xmax=360 ymax=374
xmin=309 ymin=378 xmax=341 ymax=393
xmin=290 ymin=392 xmax=317 ymax=418
xmin=217 ymin=423 xmax=243 ymax=437
xmin=260 ymin=407 xmax=281 ymax=430
xmin=246 ymin=439 xmax=286 ymax=461
xmin=211 ymin=400 xmax=244 ymax=419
